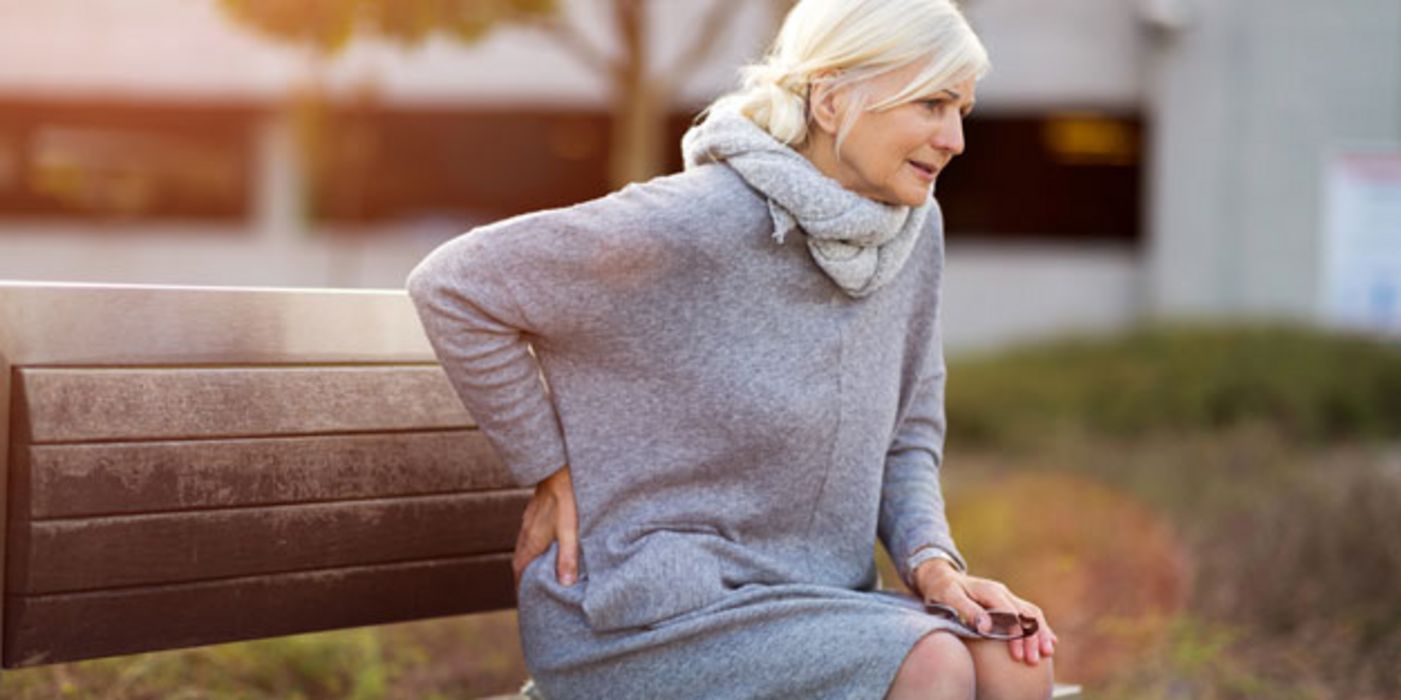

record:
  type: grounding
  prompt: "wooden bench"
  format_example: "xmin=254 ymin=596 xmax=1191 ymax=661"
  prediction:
xmin=0 ymin=281 xmax=527 ymax=669
xmin=0 ymin=280 xmax=1081 ymax=698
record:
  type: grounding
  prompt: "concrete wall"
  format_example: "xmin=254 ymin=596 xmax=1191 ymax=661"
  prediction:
xmin=943 ymin=243 xmax=1141 ymax=352
xmin=0 ymin=0 xmax=1157 ymax=353
xmin=963 ymin=0 xmax=1145 ymax=111
xmin=1145 ymin=0 xmax=1401 ymax=320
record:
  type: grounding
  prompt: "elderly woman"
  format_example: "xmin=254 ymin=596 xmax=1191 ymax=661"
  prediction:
xmin=407 ymin=0 xmax=1057 ymax=697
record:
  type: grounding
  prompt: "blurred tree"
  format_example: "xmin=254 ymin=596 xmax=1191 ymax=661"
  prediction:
xmin=220 ymin=0 xmax=755 ymax=189
xmin=590 ymin=0 xmax=746 ymax=185
xmin=220 ymin=0 xmax=558 ymax=53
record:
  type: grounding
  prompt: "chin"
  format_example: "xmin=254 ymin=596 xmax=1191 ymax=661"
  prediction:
xmin=893 ymin=189 xmax=931 ymax=207
xmin=890 ymin=179 xmax=934 ymax=207
xmin=867 ymin=182 xmax=932 ymax=208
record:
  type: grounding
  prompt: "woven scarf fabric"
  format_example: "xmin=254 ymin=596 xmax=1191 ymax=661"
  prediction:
xmin=681 ymin=107 xmax=933 ymax=298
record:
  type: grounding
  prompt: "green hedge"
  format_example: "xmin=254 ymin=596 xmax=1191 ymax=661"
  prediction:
xmin=946 ymin=324 xmax=1401 ymax=446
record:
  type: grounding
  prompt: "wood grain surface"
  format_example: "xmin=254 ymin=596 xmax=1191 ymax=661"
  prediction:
xmin=22 ymin=430 xmax=510 ymax=518
xmin=3 ymin=552 xmax=516 ymax=667
xmin=16 ymin=366 xmax=475 ymax=443
xmin=9 ymin=490 xmax=528 ymax=594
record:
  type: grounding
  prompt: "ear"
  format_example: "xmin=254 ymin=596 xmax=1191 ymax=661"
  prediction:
xmin=807 ymin=76 xmax=844 ymax=136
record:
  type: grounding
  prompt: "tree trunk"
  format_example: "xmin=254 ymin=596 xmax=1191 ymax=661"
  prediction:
xmin=609 ymin=77 xmax=666 ymax=188
xmin=607 ymin=0 xmax=668 ymax=188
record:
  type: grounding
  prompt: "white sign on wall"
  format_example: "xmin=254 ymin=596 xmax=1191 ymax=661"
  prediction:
xmin=1322 ymin=148 xmax=1401 ymax=335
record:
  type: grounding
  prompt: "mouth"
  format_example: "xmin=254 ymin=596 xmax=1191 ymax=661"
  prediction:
xmin=908 ymin=160 xmax=938 ymax=180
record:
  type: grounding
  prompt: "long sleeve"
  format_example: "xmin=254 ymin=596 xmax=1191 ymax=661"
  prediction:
xmin=405 ymin=186 xmax=688 ymax=487
xmin=877 ymin=308 xmax=967 ymax=589
xmin=406 ymin=219 xmax=570 ymax=487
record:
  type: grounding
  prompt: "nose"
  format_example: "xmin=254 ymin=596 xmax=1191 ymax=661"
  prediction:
xmin=932 ymin=111 xmax=965 ymax=156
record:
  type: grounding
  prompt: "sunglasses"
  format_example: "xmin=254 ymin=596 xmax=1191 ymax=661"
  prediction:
xmin=924 ymin=602 xmax=1039 ymax=641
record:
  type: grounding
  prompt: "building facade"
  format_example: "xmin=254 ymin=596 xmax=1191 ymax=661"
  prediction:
xmin=0 ymin=0 xmax=1396 ymax=349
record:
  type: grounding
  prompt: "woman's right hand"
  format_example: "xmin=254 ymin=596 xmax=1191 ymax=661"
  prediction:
xmin=512 ymin=464 xmax=580 ymax=588
xmin=914 ymin=559 xmax=1058 ymax=666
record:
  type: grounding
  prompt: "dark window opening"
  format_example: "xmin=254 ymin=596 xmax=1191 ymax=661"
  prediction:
xmin=0 ymin=100 xmax=257 ymax=223
xmin=933 ymin=112 xmax=1144 ymax=243
xmin=313 ymin=107 xmax=611 ymax=226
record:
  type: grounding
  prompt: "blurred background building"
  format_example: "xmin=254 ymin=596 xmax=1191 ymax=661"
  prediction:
xmin=0 ymin=0 xmax=1397 ymax=349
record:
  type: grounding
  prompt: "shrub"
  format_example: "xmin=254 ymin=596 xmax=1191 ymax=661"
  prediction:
xmin=946 ymin=324 xmax=1401 ymax=447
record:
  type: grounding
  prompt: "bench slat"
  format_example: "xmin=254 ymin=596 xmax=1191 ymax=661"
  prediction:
xmin=10 ymin=490 xmax=528 ymax=594
xmin=23 ymin=430 xmax=511 ymax=518
xmin=3 ymin=552 xmax=515 ymax=667
xmin=16 ymin=366 xmax=475 ymax=444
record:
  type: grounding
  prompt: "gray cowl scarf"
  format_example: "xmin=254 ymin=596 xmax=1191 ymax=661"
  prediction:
xmin=681 ymin=106 xmax=934 ymax=298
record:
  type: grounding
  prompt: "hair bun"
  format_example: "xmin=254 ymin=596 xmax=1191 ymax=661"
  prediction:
xmin=733 ymin=62 xmax=810 ymax=145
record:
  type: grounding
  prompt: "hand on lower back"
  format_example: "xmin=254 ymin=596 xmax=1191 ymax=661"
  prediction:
xmin=512 ymin=465 xmax=580 ymax=588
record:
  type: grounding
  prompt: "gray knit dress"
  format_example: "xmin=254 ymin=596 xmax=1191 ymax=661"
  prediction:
xmin=406 ymin=115 xmax=974 ymax=699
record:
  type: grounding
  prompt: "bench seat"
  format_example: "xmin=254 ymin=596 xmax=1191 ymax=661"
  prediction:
xmin=0 ymin=282 xmax=524 ymax=667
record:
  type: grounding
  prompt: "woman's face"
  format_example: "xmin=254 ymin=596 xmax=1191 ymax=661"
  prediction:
xmin=809 ymin=65 xmax=977 ymax=207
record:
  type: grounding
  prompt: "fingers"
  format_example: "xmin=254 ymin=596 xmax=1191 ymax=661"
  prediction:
xmin=511 ymin=550 xmax=530 ymax=588
xmin=962 ymin=578 xmax=1018 ymax=636
xmin=964 ymin=579 xmax=1052 ymax=666
xmin=510 ymin=464 xmax=588 ymax=590
xmin=934 ymin=580 xmax=995 ymax=637
xmin=511 ymin=500 xmax=539 ymax=586
xmin=1018 ymin=630 xmax=1037 ymax=665
xmin=1010 ymin=596 xmax=1055 ymax=666
xmin=512 ymin=492 xmax=558 ymax=588
xmin=554 ymin=477 xmax=581 ymax=586
xmin=1034 ymin=605 xmax=1058 ymax=660
xmin=1006 ymin=597 xmax=1036 ymax=664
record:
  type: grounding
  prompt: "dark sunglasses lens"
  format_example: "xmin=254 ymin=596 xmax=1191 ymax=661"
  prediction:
xmin=923 ymin=603 xmax=1038 ymax=640
xmin=985 ymin=611 xmax=1038 ymax=640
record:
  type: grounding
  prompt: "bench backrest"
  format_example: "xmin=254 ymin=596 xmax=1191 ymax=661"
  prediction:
xmin=0 ymin=282 xmax=525 ymax=668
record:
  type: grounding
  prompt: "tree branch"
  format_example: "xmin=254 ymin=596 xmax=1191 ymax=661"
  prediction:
xmin=663 ymin=0 xmax=746 ymax=93
xmin=528 ymin=14 xmax=621 ymax=81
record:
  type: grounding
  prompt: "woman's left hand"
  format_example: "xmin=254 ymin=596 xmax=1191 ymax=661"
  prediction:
xmin=913 ymin=558 xmax=1059 ymax=666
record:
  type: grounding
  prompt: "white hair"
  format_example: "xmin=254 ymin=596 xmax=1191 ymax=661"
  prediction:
xmin=704 ymin=0 xmax=991 ymax=151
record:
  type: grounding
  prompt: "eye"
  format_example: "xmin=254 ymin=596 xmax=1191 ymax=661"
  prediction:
xmin=920 ymin=98 xmax=949 ymax=112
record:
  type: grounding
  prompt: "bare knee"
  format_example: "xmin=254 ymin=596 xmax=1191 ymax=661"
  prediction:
xmin=966 ymin=640 xmax=1055 ymax=700
xmin=886 ymin=631 xmax=975 ymax=700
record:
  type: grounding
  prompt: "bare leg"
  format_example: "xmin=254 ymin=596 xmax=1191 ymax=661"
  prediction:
xmin=885 ymin=631 xmax=976 ymax=700
xmin=965 ymin=638 xmax=1055 ymax=700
